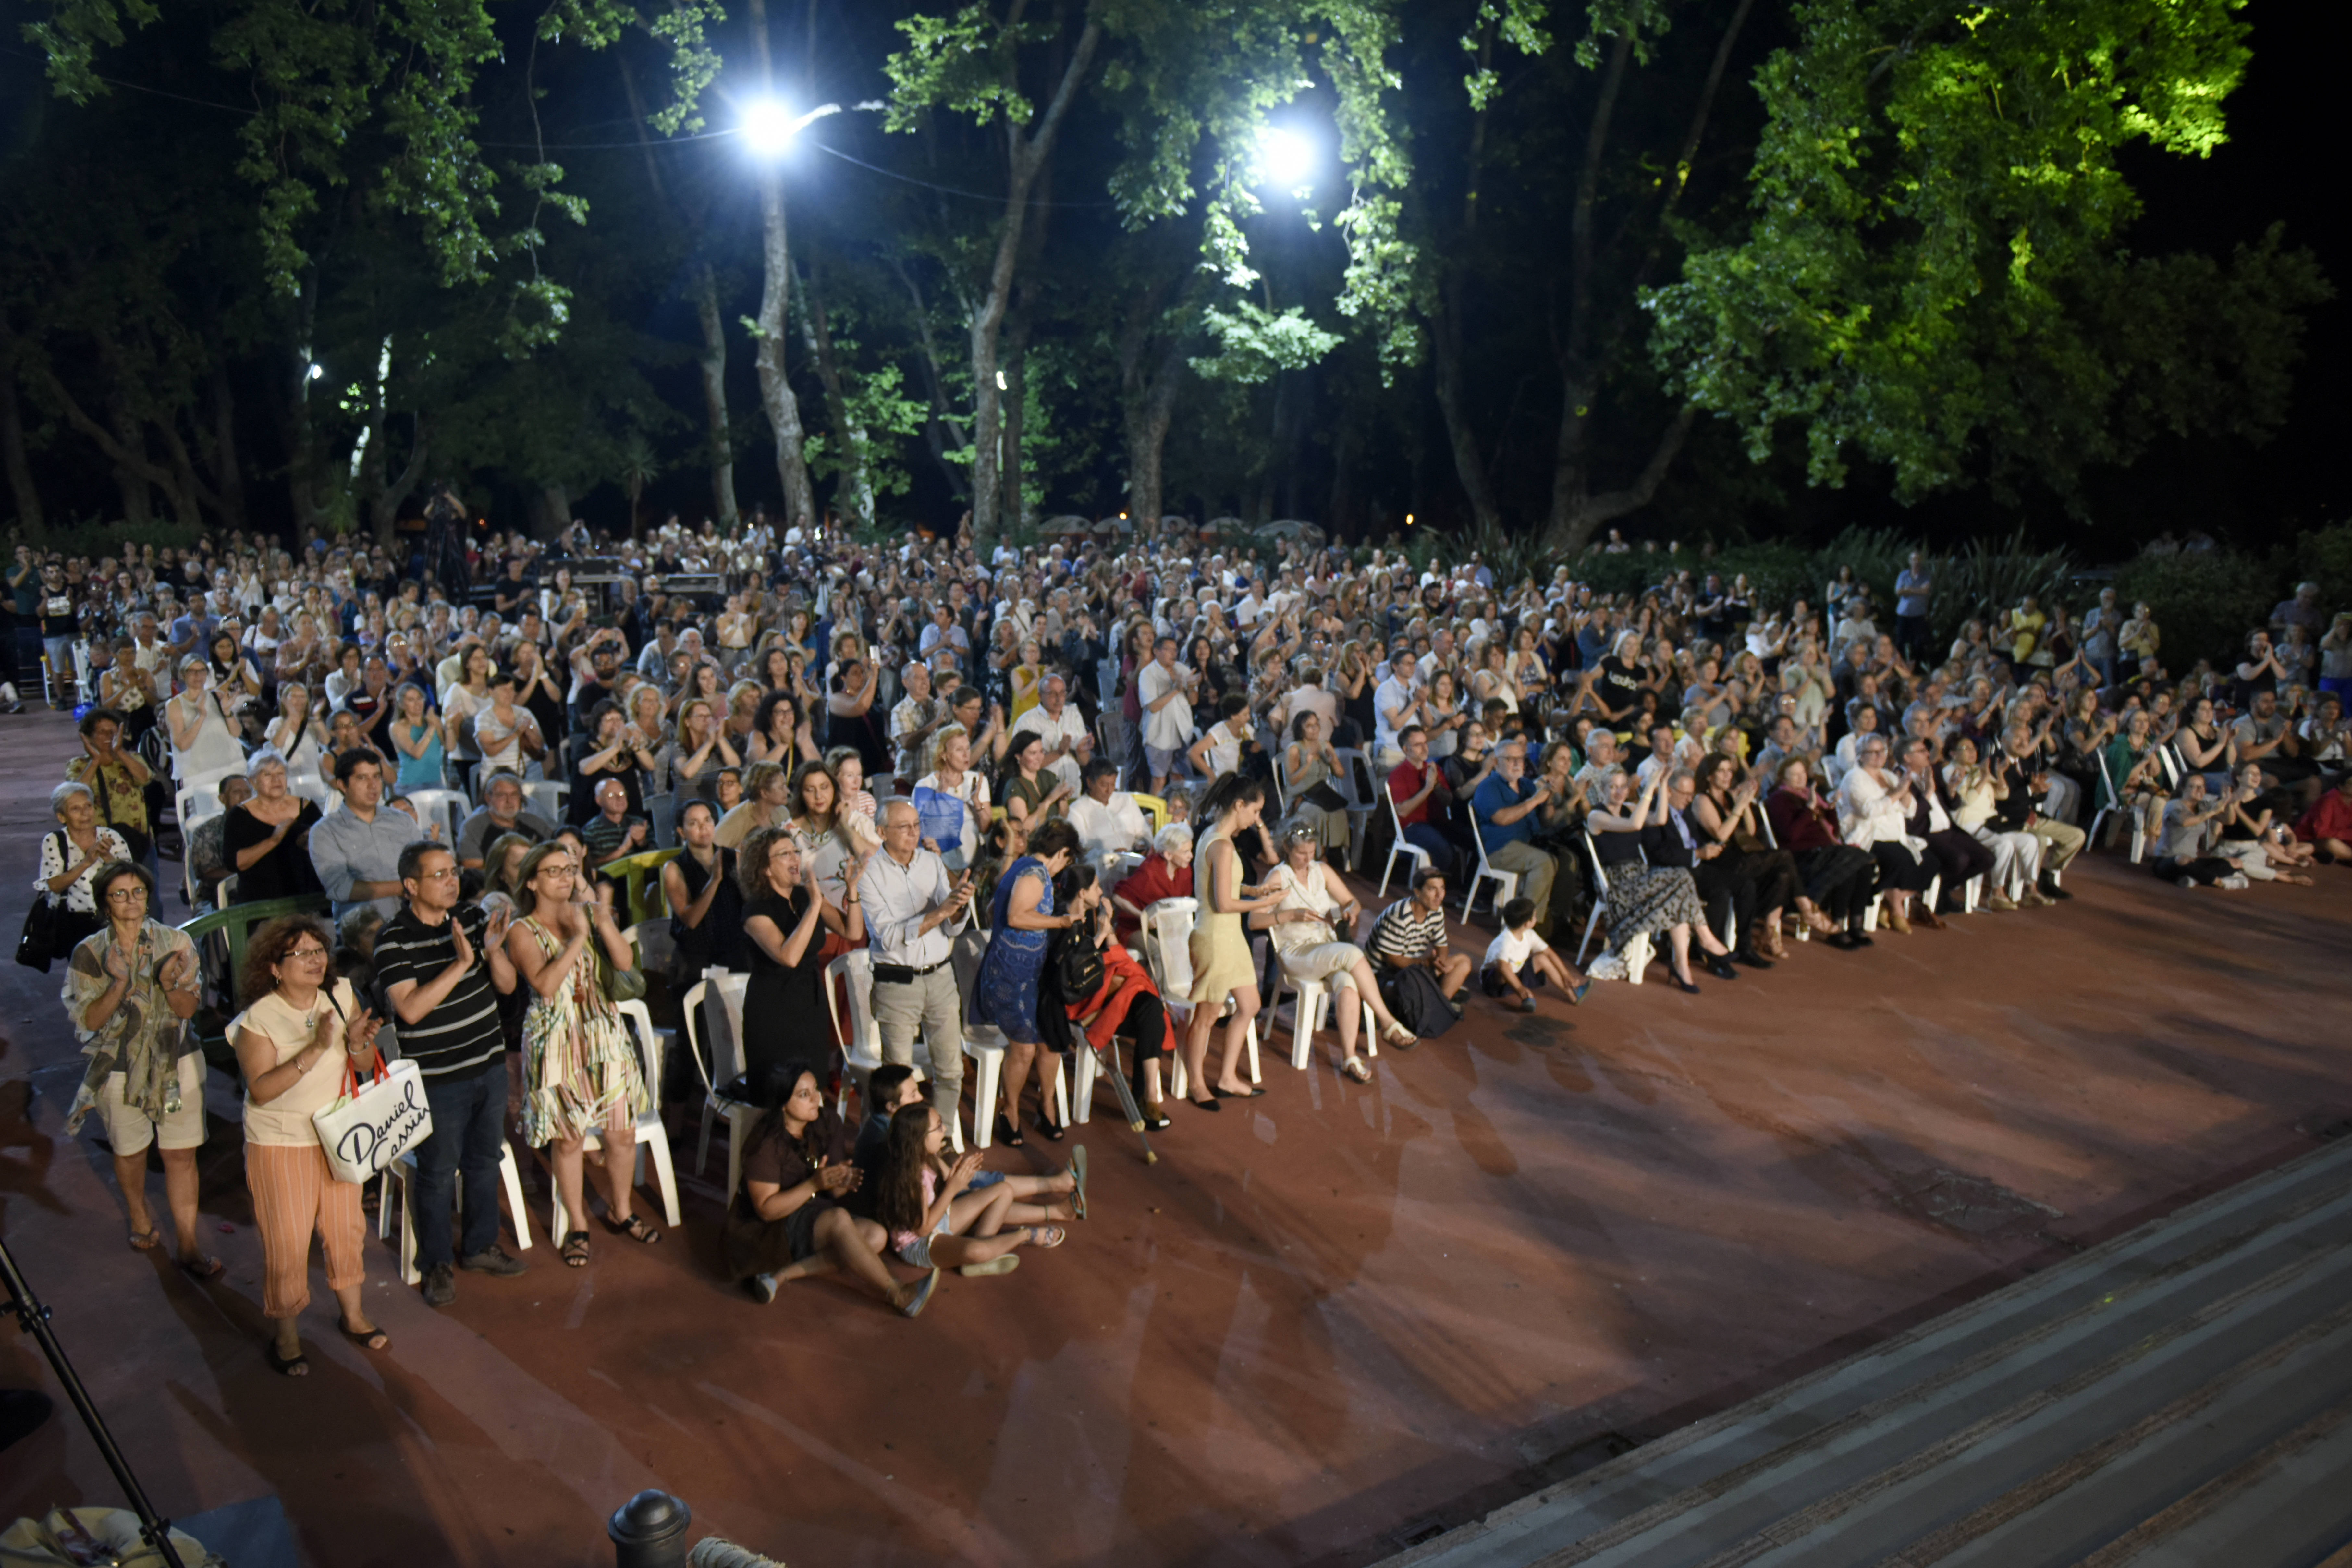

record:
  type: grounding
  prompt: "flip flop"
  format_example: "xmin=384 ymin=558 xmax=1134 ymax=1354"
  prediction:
xmin=337 ymin=1319 xmax=390 ymax=1352
xmin=1068 ymin=1145 xmax=1088 ymax=1221
xmin=1026 ymin=1225 xmax=1067 ymax=1249
xmin=176 ymin=1255 xmax=226 ymax=1280
xmin=127 ymin=1228 xmax=160 ymax=1252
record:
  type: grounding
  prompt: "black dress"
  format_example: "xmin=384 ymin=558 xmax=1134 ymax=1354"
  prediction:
xmin=740 ymin=890 xmax=829 ymax=1082
xmin=220 ymin=801 xmax=325 ymax=902
xmin=670 ymin=846 xmax=747 ymax=978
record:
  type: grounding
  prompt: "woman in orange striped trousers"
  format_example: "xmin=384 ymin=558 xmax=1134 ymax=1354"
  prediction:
xmin=231 ymin=915 xmax=387 ymax=1377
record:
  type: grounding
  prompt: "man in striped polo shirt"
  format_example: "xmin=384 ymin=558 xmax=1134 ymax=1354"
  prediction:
xmin=378 ymin=840 xmax=526 ymax=1306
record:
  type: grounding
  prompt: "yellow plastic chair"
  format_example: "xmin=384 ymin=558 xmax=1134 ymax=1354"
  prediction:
xmin=1132 ymin=792 xmax=1168 ymax=834
xmin=600 ymin=848 xmax=682 ymax=926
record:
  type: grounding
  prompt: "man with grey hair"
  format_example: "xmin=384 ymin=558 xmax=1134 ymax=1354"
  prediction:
xmin=456 ymin=771 xmax=554 ymax=869
xmin=858 ymin=799 xmax=977 ymax=1127
xmin=1470 ymin=740 xmax=1567 ymax=937
xmin=890 ymin=660 xmax=946 ymax=792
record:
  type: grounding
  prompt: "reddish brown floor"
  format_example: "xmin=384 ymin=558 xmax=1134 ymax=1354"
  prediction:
xmin=2 ymin=708 xmax=2347 ymax=1567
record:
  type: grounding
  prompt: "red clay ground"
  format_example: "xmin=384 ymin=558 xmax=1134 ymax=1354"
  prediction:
xmin=2 ymin=709 xmax=2346 ymax=1567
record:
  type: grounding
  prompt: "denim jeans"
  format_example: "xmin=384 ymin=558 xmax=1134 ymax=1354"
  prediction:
xmin=412 ymin=1064 xmax=508 ymax=1270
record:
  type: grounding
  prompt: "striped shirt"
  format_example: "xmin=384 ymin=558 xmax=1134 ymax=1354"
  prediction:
xmin=1368 ymin=897 xmax=1449 ymax=966
xmin=374 ymin=906 xmax=506 ymax=1082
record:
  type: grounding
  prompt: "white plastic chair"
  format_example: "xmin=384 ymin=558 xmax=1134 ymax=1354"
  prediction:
xmin=1138 ymin=896 xmax=1259 ymax=1098
xmin=1378 ymin=783 xmax=1433 ymax=900
xmin=1267 ymin=959 xmax=1378 ymax=1072
xmin=960 ymin=1021 xmax=1067 ymax=1150
xmin=1461 ymin=814 xmax=1520 ymax=920
xmin=681 ymin=974 xmax=761 ymax=1202
xmin=522 ymin=778 xmax=570 ymax=825
xmin=819 ymin=950 xmax=964 ymax=1153
xmin=403 ymin=786 xmax=469 ymax=843
xmin=1575 ymin=833 xmax=1613 ymax=968
xmin=549 ymin=998 xmax=682 ymax=1236
xmin=379 ymin=1140 xmax=533 ymax=1286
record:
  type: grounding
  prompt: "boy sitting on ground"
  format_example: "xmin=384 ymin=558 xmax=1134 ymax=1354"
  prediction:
xmin=1481 ymin=897 xmax=1589 ymax=1012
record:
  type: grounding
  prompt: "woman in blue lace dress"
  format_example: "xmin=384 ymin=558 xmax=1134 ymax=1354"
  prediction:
xmin=970 ymin=817 xmax=1080 ymax=1147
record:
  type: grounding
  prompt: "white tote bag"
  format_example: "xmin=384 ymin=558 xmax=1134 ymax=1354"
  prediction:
xmin=312 ymin=1058 xmax=435 ymax=1184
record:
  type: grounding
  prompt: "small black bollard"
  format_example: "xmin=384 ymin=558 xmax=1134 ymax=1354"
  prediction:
xmin=610 ymin=1489 xmax=692 ymax=1568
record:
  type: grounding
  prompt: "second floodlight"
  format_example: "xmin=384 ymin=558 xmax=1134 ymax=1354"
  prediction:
xmin=741 ymin=98 xmax=842 ymax=156
xmin=1255 ymin=126 xmax=1315 ymax=191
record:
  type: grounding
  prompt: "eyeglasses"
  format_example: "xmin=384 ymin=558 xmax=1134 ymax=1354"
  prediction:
xmin=284 ymin=946 xmax=330 ymax=961
xmin=105 ymin=888 xmax=148 ymax=903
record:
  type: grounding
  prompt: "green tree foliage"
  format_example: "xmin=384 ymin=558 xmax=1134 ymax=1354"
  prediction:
xmin=1647 ymin=0 xmax=2333 ymax=508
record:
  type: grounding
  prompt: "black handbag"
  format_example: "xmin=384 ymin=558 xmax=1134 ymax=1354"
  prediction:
xmin=1052 ymin=924 xmax=1104 ymax=1001
xmin=17 ymin=833 xmax=63 ymax=972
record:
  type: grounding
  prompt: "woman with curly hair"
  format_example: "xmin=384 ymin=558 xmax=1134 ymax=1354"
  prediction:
xmin=872 ymin=1101 xmax=1073 ymax=1279
xmin=230 ymin=913 xmax=389 ymax=1375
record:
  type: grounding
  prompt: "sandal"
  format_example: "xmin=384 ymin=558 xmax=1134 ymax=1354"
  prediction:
xmin=1068 ymin=1146 xmax=1087 ymax=1221
xmin=265 ymin=1341 xmax=310 ymax=1378
xmin=127 ymin=1228 xmax=160 ymax=1253
xmin=605 ymin=1213 xmax=664 ymax=1245
xmin=176 ymin=1254 xmax=226 ymax=1280
xmin=1341 ymin=1058 xmax=1373 ymax=1084
xmin=337 ymin=1319 xmax=390 ymax=1352
xmin=561 ymin=1230 xmax=592 ymax=1268
xmin=1032 ymin=1113 xmax=1067 ymax=1143
xmin=1026 ymin=1225 xmax=1067 ymax=1249
xmin=995 ymin=1115 xmax=1026 ymax=1149
xmin=1380 ymin=1022 xmax=1416 ymax=1047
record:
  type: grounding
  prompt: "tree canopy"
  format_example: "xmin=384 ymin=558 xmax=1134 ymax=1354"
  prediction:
xmin=1 ymin=0 xmax=2331 ymax=552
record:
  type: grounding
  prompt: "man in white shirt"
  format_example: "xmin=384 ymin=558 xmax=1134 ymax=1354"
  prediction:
xmin=1138 ymin=635 xmax=1195 ymax=794
xmin=1067 ymin=758 xmax=1154 ymax=880
xmin=1634 ymin=724 xmax=1680 ymax=791
xmin=1010 ymin=673 xmax=1091 ymax=795
xmin=858 ymin=801 xmax=977 ymax=1124
xmin=1372 ymin=654 xmax=1420 ymax=766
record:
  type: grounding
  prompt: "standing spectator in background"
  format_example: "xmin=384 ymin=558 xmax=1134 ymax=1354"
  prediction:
xmin=35 ymin=562 xmax=80 ymax=707
xmin=377 ymin=843 xmax=526 ymax=1306
xmin=68 ymin=709 xmax=154 ymax=864
xmin=1893 ymin=551 xmax=1933 ymax=664
xmin=61 ymin=862 xmax=217 ymax=1277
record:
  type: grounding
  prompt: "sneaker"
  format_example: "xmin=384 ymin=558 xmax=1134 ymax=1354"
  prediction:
xmin=1985 ymin=894 xmax=2018 ymax=912
xmin=958 ymin=1255 xmax=1021 ymax=1278
xmin=745 ymin=1271 xmax=779 ymax=1305
xmin=900 ymin=1266 xmax=941 ymax=1319
xmin=2178 ymin=875 xmax=2198 ymax=889
xmin=2220 ymin=873 xmax=2250 ymax=890
xmin=460 ymin=1244 xmax=527 ymax=1277
xmin=421 ymin=1264 xmax=457 ymax=1308
xmin=2019 ymin=890 xmax=2054 ymax=908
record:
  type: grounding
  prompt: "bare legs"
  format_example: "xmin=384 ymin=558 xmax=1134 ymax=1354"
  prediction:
xmin=999 ymin=1039 xmax=1066 ymax=1133
xmin=551 ymin=1112 xmax=637 ymax=1236
xmin=116 ymin=1146 xmax=212 ymax=1268
xmin=1184 ymin=985 xmax=1263 ymax=1101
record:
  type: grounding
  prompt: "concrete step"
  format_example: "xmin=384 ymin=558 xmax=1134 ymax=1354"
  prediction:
xmin=1384 ymin=1137 xmax=2352 ymax=1568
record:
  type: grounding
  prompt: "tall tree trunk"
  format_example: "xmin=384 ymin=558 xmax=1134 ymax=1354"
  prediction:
xmin=1429 ymin=19 xmax=1503 ymax=534
xmin=693 ymin=263 xmax=740 ymax=530
xmin=207 ymin=361 xmax=245 ymax=530
xmin=747 ymin=0 xmax=815 ymax=531
xmin=0 ymin=362 xmax=40 ymax=531
xmin=892 ymin=258 xmax=970 ymax=502
xmin=538 ymin=484 xmax=571 ymax=542
xmin=109 ymin=403 xmax=153 ymax=524
xmin=998 ymin=308 xmax=1030 ymax=530
xmin=794 ymin=260 xmax=873 ymax=528
xmin=966 ymin=18 xmax=1102 ymax=552
xmin=369 ymin=415 xmax=430 ymax=543
xmin=1543 ymin=0 xmax=1756 ymax=553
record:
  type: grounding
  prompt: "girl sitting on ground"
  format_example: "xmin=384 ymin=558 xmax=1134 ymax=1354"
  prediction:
xmin=871 ymin=1102 xmax=1078 ymax=1278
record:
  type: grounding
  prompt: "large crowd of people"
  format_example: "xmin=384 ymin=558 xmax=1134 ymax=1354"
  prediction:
xmin=14 ymin=512 xmax=2350 ymax=1371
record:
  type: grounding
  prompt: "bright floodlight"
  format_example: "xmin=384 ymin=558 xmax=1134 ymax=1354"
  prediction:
xmin=742 ymin=98 xmax=801 ymax=155
xmin=1255 ymin=126 xmax=1315 ymax=190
